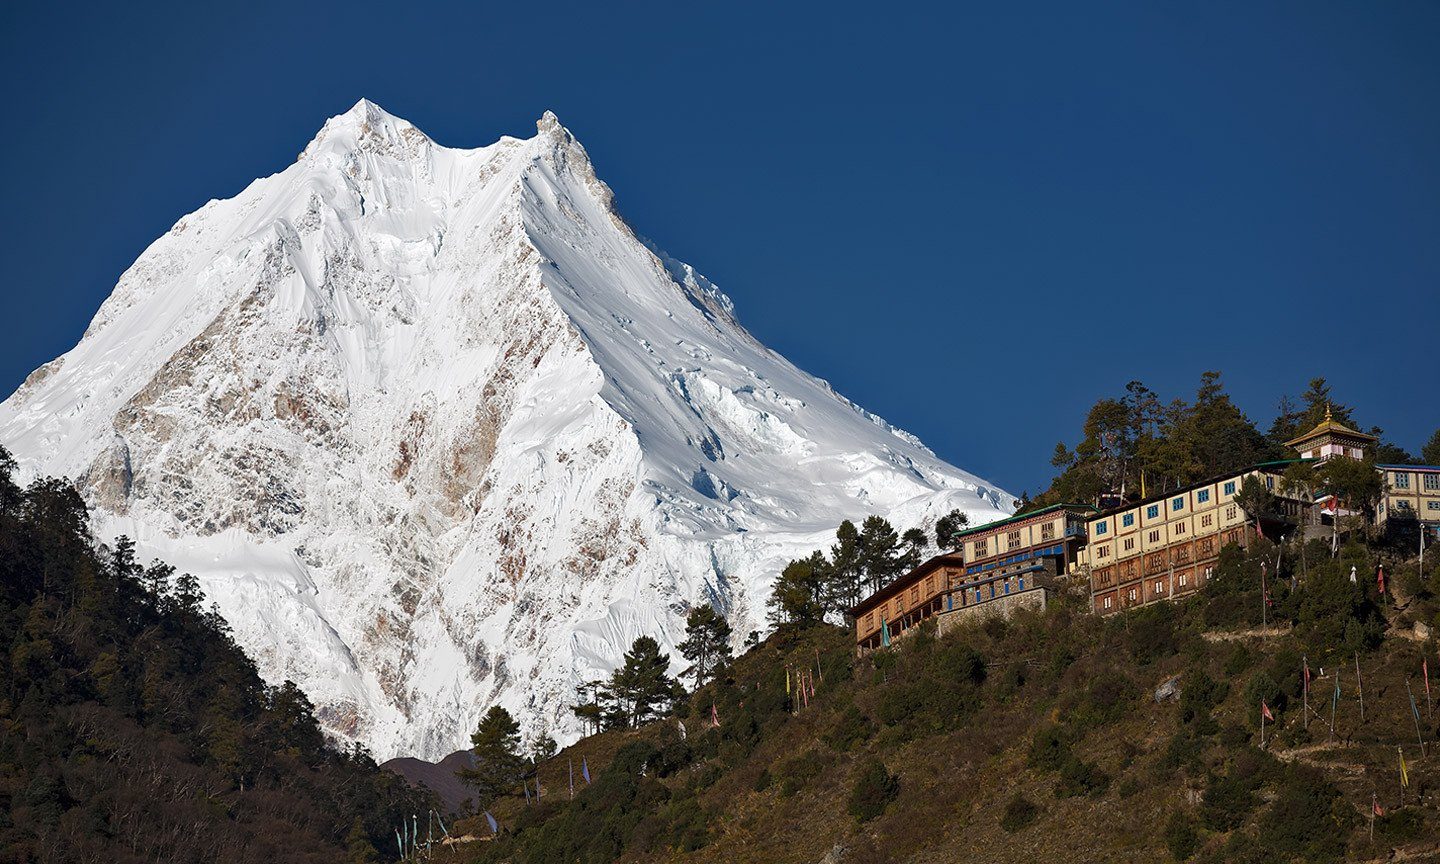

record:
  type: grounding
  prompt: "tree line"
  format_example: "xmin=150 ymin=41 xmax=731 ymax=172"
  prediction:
xmin=1033 ymin=374 xmax=1439 ymax=510
xmin=0 ymin=446 xmax=428 ymax=864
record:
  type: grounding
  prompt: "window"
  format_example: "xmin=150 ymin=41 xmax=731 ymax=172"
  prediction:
xmin=1004 ymin=581 xmax=1011 ymax=594
xmin=1147 ymin=504 xmax=1160 ymax=519
xmin=1179 ymin=573 xmax=1188 ymax=587
xmin=974 ymin=539 xmax=988 ymax=557
xmin=1429 ymin=501 xmax=1440 ymax=512
xmin=1097 ymin=544 xmax=1110 ymax=559
xmin=1018 ymin=576 xmax=1025 ymax=590
xmin=1007 ymin=530 xmax=1022 ymax=550
xmin=1204 ymin=566 xmax=1214 ymax=579
xmin=1148 ymin=530 xmax=1160 ymax=543
xmin=1224 ymin=480 xmax=1236 ymax=495
xmin=1395 ymin=472 xmax=1411 ymax=490
xmin=1175 ymin=522 xmax=1186 ymax=535
xmin=1172 ymin=496 xmax=1185 ymax=512
xmin=1425 ymin=474 xmax=1439 ymax=491
xmin=1123 ymin=537 xmax=1135 ymax=551
xmin=1154 ymin=580 xmax=1164 ymax=593
xmin=910 ymin=586 xmax=919 ymax=606
xmin=1197 ymin=489 xmax=1210 ymax=503
xmin=1103 ymin=596 xmax=1113 ymax=609
xmin=1266 ymin=476 xmax=1274 ymax=490
xmin=1225 ymin=505 xmax=1237 ymax=520
xmin=1095 ymin=521 xmax=1108 ymax=536
xmin=1128 ymin=588 xmax=1138 ymax=601
xmin=1041 ymin=521 xmax=1056 ymax=540
xmin=1122 ymin=513 xmax=1135 ymax=527
xmin=1201 ymin=513 xmax=1213 ymax=528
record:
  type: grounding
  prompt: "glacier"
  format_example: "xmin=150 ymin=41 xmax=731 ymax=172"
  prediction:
xmin=0 ymin=100 xmax=1014 ymax=760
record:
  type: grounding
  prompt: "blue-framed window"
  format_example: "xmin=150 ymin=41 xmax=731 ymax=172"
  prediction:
xmin=1095 ymin=521 xmax=1108 ymax=535
xmin=1223 ymin=480 xmax=1236 ymax=495
xmin=1172 ymin=496 xmax=1184 ymax=511
xmin=1146 ymin=504 xmax=1159 ymax=519
xmin=1018 ymin=576 xmax=1025 ymax=590
xmin=1395 ymin=472 xmax=1410 ymax=489
xmin=1122 ymin=513 xmax=1134 ymax=527
xmin=1197 ymin=489 xmax=1210 ymax=503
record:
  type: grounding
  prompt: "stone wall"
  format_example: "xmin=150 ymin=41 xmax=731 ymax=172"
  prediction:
xmin=936 ymin=587 xmax=1048 ymax=637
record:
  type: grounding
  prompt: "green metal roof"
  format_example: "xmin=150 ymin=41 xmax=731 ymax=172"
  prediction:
xmin=945 ymin=502 xmax=1098 ymax=542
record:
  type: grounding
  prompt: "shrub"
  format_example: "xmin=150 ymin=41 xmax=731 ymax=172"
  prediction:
xmin=1054 ymin=756 xmax=1109 ymax=798
xmin=1223 ymin=644 xmax=1254 ymax=676
xmin=1164 ymin=811 xmax=1198 ymax=861
xmin=848 ymin=759 xmax=899 ymax=823
xmin=1201 ymin=771 xmax=1258 ymax=831
xmin=1126 ymin=604 xmax=1179 ymax=664
xmin=1257 ymin=765 xmax=1348 ymax=863
xmin=1179 ymin=668 xmax=1227 ymax=731
xmin=776 ymin=749 xmax=826 ymax=798
xmin=1027 ymin=726 xmax=1072 ymax=772
xmin=999 ymin=793 xmax=1038 ymax=832
xmin=752 ymin=768 xmax=771 ymax=793
xmin=824 ymin=705 xmax=877 ymax=752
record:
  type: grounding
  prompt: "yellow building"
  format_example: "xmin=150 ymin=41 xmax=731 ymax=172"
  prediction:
xmin=1084 ymin=463 xmax=1309 ymax=616
xmin=1378 ymin=464 xmax=1440 ymax=534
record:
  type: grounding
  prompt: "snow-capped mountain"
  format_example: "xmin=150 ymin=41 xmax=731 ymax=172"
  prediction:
xmin=0 ymin=100 xmax=1013 ymax=760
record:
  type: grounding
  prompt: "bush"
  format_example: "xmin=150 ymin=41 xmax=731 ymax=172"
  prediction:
xmin=1054 ymin=756 xmax=1109 ymax=798
xmin=999 ymin=793 xmax=1038 ymax=832
xmin=1201 ymin=771 xmax=1258 ymax=831
xmin=1164 ymin=811 xmax=1198 ymax=861
xmin=848 ymin=759 xmax=899 ymax=822
xmin=1027 ymin=726 xmax=1072 ymax=772
xmin=776 ymin=749 xmax=826 ymax=798
xmin=1223 ymin=644 xmax=1254 ymax=676
xmin=1179 ymin=668 xmax=1227 ymax=732
xmin=1256 ymin=765 xmax=1348 ymax=863
xmin=1126 ymin=604 xmax=1179 ymax=665
xmin=824 ymin=705 xmax=877 ymax=752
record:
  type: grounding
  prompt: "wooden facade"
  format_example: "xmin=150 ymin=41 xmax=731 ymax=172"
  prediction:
xmin=1085 ymin=464 xmax=1307 ymax=615
xmin=851 ymin=554 xmax=965 ymax=652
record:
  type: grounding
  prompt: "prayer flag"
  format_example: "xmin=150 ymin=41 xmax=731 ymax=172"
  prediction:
xmin=711 ymin=703 xmax=720 ymax=727
xmin=881 ymin=617 xmax=891 ymax=648
xmin=569 ymin=758 xmax=574 ymax=798
xmin=786 ymin=666 xmax=791 ymax=695
xmin=1378 ymin=564 xmax=1386 ymax=595
xmin=582 ymin=756 xmax=591 ymax=784
xmin=484 ymin=811 xmax=499 ymax=835
xmin=1261 ymin=700 xmax=1274 ymax=722
xmin=1400 ymin=749 xmax=1409 ymax=787
xmin=1373 ymin=798 xmax=1384 ymax=817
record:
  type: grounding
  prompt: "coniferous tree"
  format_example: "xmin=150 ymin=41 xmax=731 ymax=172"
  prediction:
xmin=602 ymin=636 xmax=682 ymax=729
xmin=768 ymin=552 xmax=828 ymax=626
xmin=678 ymin=604 xmax=733 ymax=689
xmin=900 ymin=528 xmax=929 ymax=570
xmin=346 ymin=817 xmax=380 ymax=864
xmin=457 ymin=705 xmax=526 ymax=805
xmin=826 ymin=520 xmax=864 ymax=610
xmin=1424 ymin=428 xmax=1440 ymax=466
xmin=530 ymin=733 xmax=558 ymax=763
xmin=857 ymin=515 xmax=906 ymax=593
xmin=935 ymin=510 xmax=971 ymax=549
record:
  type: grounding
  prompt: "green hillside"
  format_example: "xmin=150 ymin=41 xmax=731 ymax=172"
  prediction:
xmin=0 ymin=448 xmax=431 ymax=863
xmin=439 ymin=539 xmax=1440 ymax=864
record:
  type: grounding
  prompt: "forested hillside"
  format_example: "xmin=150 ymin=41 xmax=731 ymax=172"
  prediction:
xmin=435 ymin=534 xmax=1440 ymax=864
xmin=0 ymin=447 xmax=429 ymax=863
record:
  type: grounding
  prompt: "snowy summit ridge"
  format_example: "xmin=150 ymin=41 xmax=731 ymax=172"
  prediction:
xmin=0 ymin=100 xmax=1014 ymax=759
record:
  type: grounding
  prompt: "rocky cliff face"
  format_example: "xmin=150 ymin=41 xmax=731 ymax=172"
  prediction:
xmin=0 ymin=100 xmax=1013 ymax=759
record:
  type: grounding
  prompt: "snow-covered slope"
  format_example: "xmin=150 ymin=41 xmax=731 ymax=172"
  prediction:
xmin=0 ymin=101 xmax=1013 ymax=760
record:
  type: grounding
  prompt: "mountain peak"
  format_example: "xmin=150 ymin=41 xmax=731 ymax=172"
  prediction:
xmin=300 ymin=98 xmax=427 ymax=161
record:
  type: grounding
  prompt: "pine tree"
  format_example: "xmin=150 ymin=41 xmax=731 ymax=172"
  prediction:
xmin=456 ymin=705 xmax=525 ymax=805
xmin=934 ymin=510 xmax=971 ymax=549
xmin=768 ymin=553 xmax=828 ymax=626
xmin=346 ymin=816 xmax=379 ymax=864
xmin=857 ymin=516 xmax=905 ymax=593
xmin=602 ymin=637 xmax=681 ymax=729
xmin=530 ymin=733 xmax=558 ymax=763
xmin=678 ymin=604 xmax=733 ymax=689
xmin=1424 ymin=429 xmax=1440 ymax=466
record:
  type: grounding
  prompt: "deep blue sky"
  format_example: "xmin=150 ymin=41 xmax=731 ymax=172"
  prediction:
xmin=2 ymin=1 xmax=1436 ymax=495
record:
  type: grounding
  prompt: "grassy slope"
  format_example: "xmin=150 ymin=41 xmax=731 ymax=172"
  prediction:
xmin=441 ymin=552 xmax=1440 ymax=864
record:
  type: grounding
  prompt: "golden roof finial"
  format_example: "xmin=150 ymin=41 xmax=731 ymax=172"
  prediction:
xmin=1324 ymin=402 xmax=1332 ymax=422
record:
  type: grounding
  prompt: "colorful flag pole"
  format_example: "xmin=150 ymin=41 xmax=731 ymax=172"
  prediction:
xmin=1260 ymin=699 xmax=1273 ymax=749
xmin=1356 ymin=653 xmax=1365 ymax=723
xmin=881 ymin=617 xmax=891 ymax=648
xmin=1330 ymin=669 xmax=1339 ymax=744
xmin=1260 ymin=561 xmax=1268 ymax=629
xmin=1371 ymin=793 xmax=1381 ymax=842
xmin=1399 ymin=747 xmax=1409 ymax=807
xmin=524 ymin=779 xmax=532 ymax=804
xmin=582 ymin=756 xmax=591 ymax=784
xmin=395 ymin=830 xmax=403 ymax=860
xmin=816 ymin=648 xmax=823 ymax=681
xmin=569 ymin=758 xmax=574 ymax=799
xmin=1406 ymin=680 xmax=1425 ymax=753
xmin=1303 ymin=655 xmax=1310 ymax=728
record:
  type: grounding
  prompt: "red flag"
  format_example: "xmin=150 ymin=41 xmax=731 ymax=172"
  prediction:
xmin=1261 ymin=700 xmax=1274 ymax=722
xmin=1425 ymin=659 xmax=1431 ymax=699
xmin=710 ymin=703 xmax=719 ymax=728
xmin=1373 ymin=798 xmax=1384 ymax=817
xmin=1378 ymin=565 xmax=1386 ymax=595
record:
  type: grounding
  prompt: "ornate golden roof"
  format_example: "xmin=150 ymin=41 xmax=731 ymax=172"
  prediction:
xmin=1284 ymin=405 xmax=1377 ymax=448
